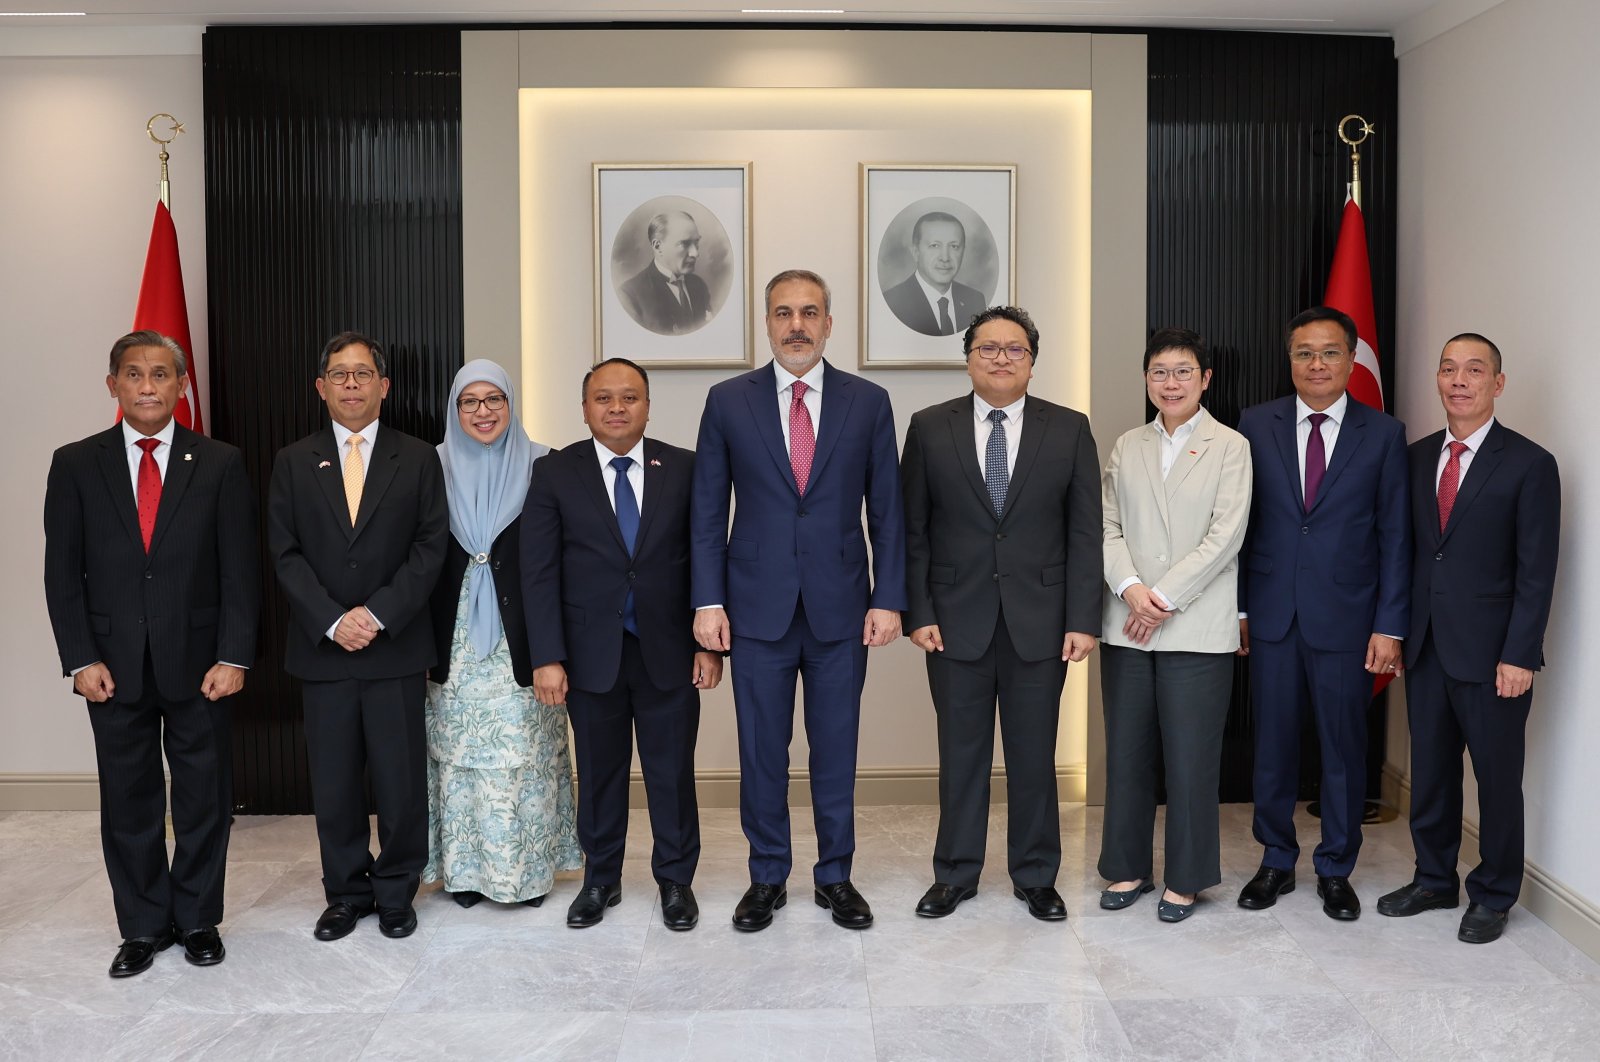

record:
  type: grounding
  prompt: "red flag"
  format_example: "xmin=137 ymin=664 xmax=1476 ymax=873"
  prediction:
xmin=132 ymin=200 xmax=204 ymax=433
xmin=1323 ymin=197 xmax=1383 ymax=412
xmin=1323 ymin=197 xmax=1394 ymax=693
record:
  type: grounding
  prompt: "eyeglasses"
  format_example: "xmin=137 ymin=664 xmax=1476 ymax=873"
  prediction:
xmin=1289 ymin=348 xmax=1350 ymax=363
xmin=971 ymin=343 xmax=1031 ymax=361
xmin=1145 ymin=366 xmax=1200 ymax=382
xmin=325 ymin=368 xmax=378 ymax=385
xmin=457 ymin=394 xmax=508 ymax=413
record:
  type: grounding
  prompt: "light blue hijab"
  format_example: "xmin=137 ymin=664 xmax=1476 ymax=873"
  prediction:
xmin=438 ymin=360 xmax=548 ymax=658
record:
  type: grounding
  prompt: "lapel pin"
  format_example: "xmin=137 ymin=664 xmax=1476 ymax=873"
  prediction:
xmin=1188 ymin=450 xmax=1198 ymax=455
xmin=183 ymin=453 xmax=193 ymax=461
xmin=318 ymin=460 xmax=332 ymax=469
xmin=649 ymin=458 xmax=662 ymax=467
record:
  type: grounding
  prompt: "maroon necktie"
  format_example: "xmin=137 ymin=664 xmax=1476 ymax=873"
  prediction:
xmin=136 ymin=438 xmax=161 ymax=552
xmin=1303 ymin=412 xmax=1329 ymax=509
xmin=789 ymin=381 xmax=815 ymax=496
xmin=1437 ymin=440 xmax=1469 ymax=532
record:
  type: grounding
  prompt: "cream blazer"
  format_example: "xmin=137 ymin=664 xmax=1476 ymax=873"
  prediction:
xmin=1102 ymin=407 xmax=1252 ymax=653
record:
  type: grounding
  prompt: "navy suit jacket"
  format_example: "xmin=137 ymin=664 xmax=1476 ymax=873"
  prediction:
xmin=522 ymin=437 xmax=700 ymax=694
xmin=1406 ymin=422 xmax=1559 ymax=683
xmin=1237 ymin=395 xmax=1410 ymax=651
xmin=691 ymin=359 xmax=907 ymax=643
xmin=882 ymin=274 xmax=987 ymax=337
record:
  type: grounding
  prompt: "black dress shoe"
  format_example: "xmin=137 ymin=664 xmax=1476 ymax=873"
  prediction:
xmin=314 ymin=901 xmax=374 ymax=941
xmin=523 ymin=894 xmax=547 ymax=908
xmin=916 ymin=883 xmax=977 ymax=918
xmin=1317 ymin=875 xmax=1361 ymax=921
xmin=1237 ymin=866 xmax=1296 ymax=910
xmin=659 ymin=882 xmax=699 ymax=931
xmin=814 ymin=880 xmax=874 ymax=929
xmin=732 ymin=882 xmax=787 ymax=932
xmin=378 ymin=905 xmax=418 ymax=938
xmin=178 ymin=926 xmax=225 ymax=966
xmin=1099 ymin=878 xmax=1155 ymax=911
xmin=566 ymin=883 xmax=621 ymax=928
xmin=449 ymin=890 xmax=484 ymax=909
xmin=1458 ymin=902 xmax=1509 ymax=944
xmin=1013 ymin=885 xmax=1068 ymax=922
xmin=108 ymin=931 xmax=174 ymax=978
xmin=1376 ymin=882 xmax=1459 ymax=917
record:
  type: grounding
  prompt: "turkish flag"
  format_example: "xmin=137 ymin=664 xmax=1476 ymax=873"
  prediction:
xmin=1323 ymin=197 xmax=1384 ymax=413
xmin=132 ymin=200 xmax=203 ymax=433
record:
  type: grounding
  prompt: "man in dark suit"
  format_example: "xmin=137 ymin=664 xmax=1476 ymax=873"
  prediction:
xmin=44 ymin=330 xmax=258 ymax=977
xmin=522 ymin=357 xmax=723 ymax=931
xmin=618 ymin=210 xmax=713 ymax=336
xmin=267 ymin=331 xmax=448 ymax=942
xmin=1377 ymin=334 xmax=1559 ymax=944
xmin=901 ymin=306 xmax=1101 ymax=922
xmin=1236 ymin=306 xmax=1410 ymax=921
xmin=692 ymin=269 xmax=906 ymax=932
xmin=881 ymin=211 xmax=988 ymax=337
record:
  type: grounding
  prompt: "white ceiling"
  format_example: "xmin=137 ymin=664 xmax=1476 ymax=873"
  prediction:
xmin=0 ymin=0 xmax=1478 ymax=35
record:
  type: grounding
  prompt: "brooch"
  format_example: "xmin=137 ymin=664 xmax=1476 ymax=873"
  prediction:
xmin=318 ymin=460 xmax=332 ymax=469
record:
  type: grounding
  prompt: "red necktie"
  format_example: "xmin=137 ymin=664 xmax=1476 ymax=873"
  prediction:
xmin=136 ymin=438 xmax=162 ymax=552
xmin=789 ymin=381 xmax=815 ymax=496
xmin=1437 ymin=440 xmax=1469 ymax=532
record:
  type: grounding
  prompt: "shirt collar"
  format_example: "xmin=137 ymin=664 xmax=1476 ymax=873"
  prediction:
xmin=594 ymin=436 xmax=645 ymax=469
xmin=331 ymin=419 xmax=380 ymax=449
xmin=1445 ymin=415 xmax=1496 ymax=453
xmin=122 ymin=418 xmax=176 ymax=450
xmin=774 ymin=359 xmax=825 ymax=395
xmin=914 ymin=269 xmax=953 ymax=303
xmin=1295 ymin=391 xmax=1349 ymax=426
xmin=973 ymin=391 xmax=1026 ymax=423
xmin=1151 ymin=407 xmax=1203 ymax=442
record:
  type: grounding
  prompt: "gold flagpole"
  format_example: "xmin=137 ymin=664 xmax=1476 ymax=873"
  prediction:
xmin=145 ymin=113 xmax=185 ymax=209
xmin=1337 ymin=114 xmax=1375 ymax=208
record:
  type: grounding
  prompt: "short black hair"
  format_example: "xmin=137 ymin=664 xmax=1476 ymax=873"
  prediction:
xmin=319 ymin=331 xmax=387 ymax=377
xmin=911 ymin=211 xmax=964 ymax=246
xmin=1443 ymin=332 xmax=1502 ymax=373
xmin=1144 ymin=327 xmax=1211 ymax=373
xmin=1285 ymin=306 xmax=1358 ymax=353
xmin=583 ymin=357 xmax=651 ymax=401
xmin=962 ymin=305 xmax=1040 ymax=363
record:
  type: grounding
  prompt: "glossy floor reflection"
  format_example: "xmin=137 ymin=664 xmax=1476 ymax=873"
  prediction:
xmin=0 ymin=803 xmax=1596 ymax=1061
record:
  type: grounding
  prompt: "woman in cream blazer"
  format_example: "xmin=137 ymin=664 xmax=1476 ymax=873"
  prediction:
xmin=1098 ymin=328 xmax=1252 ymax=922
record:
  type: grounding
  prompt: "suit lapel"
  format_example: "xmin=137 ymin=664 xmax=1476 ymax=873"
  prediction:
xmin=1163 ymin=409 xmax=1213 ymax=501
xmin=947 ymin=396 xmax=990 ymax=515
xmin=578 ymin=443 xmax=631 ymax=556
xmin=147 ymin=426 xmax=198 ymax=557
xmin=1137 ymin=423 xmax=1172 ymax=532
xmin=634 ymin=438 xmax=668 ymax=556
xmin=1270 ymin=399 xmax=1302 ymax=507
xmin=999 ymin=398 xmax=1049 ymax=522
xmin=351 ymin=428 xmax=401 ymax=539
xmin=1310 ymin=399 xmax=1366 ymax=513
xmin=1440 ymin=422 xmax=1504 ymax=544
xmin=311 ymin=429 xmax=355 ymax=540
xmin=1414 ymin=430 xmax=1445 ymax=547
xmin=808 ymin=361 xmax=854 ymax=488
xmin=742 ymin=363 xmax=799 ymax=495
xmin=94 ymin=427 xmax=143 ymax=548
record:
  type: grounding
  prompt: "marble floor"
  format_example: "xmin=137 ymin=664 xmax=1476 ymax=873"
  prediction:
xmin=1 ymin=802 xmax=1597 ymax=1061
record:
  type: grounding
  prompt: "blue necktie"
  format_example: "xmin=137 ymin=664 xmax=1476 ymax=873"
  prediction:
xmin=611 ymin=455 xmax=640 ymax=635
xmin=985 ymin=408 xmax=1009 ymax=517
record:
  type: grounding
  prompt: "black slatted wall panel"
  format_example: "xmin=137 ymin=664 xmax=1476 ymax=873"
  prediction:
xmin=1146 ymin=30 xmax=1399 ymax=803
xmin=203 ymin=26 xmax=463 ymax=813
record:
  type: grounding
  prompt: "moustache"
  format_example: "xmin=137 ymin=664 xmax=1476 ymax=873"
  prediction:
xmin=783 ymin=333 xmax=813 ymax=345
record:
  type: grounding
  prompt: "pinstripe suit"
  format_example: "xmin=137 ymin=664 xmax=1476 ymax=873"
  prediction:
xmin=44 ymin=423 xmax=259 ymax=938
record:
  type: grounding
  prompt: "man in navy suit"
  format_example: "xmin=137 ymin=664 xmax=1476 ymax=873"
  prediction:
xmin=881 ymin=212 xmax=988 ymax=337
xmin=1236 ymin=306 xmax=1410 ymax=921
xmin=691 ymin=269 xmax=906 ymax=931
xmin=522 ymin=357 xmax=723 ymax=931
xmin=1376 ymin=334 xmax=1559 ymax=944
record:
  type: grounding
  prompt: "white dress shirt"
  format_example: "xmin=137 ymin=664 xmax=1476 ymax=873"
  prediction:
xmin=773 ymin=359 xmax=824 ymax=452
xmin=122 ymin=418 xmax=175 ymax=493
xmin=1436 ymin=416 xmax=1496 ymax=489
xmin=972 ymin=392 xmax=1025 ymax=480
xmin=1295 ymin=392 xmax=1348 ymax=497
xmin=594 ymin=436 xmax=646 ymax=515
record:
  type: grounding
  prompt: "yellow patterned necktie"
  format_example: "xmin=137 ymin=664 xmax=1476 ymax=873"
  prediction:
xmin=343 ymin=433 xmax=365 ymax=526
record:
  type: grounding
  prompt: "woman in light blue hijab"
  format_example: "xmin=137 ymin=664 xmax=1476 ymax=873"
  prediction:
xmin=423 ymin=360 xmax=582 ymax=907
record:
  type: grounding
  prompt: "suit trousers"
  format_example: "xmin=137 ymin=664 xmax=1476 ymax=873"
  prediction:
xmin=87 ymin=654 xmax=233 ymax=938
xmin=302 ymin=673 xmax=428 ymax=910
xmin=567 ymin=632 xmax=701 ymax=888
xmin=1098 ymin=645 xmax=1233 ymax=893
xmin=1248 ymin=618 xmax=1369 ymax=877
xmin=926 ymin=614 xmax=1067 ymax=890
xmin=732 ymin=600 xmax=867 ymax=886
xmin=1406 ymin=633 xmax=1531 ymax=911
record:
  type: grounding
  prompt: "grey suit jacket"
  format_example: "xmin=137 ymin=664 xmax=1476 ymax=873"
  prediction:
xmin=1101 ymin=407 xmax=1252 ymax=653
xmin=902 ymin=392 xmax=1102 ymax=662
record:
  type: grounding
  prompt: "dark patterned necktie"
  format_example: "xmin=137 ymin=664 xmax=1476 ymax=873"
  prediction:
xmin=985 ymin=409 xmax=1009 ymax=517
xmin=1303 ymin=412 xmax=1329 ymax=509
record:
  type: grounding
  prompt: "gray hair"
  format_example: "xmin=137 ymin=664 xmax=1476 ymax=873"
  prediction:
xmin=109 ymin=330 xmax=188 ymax=376
xmin=764 ymin=269 xmax=832 ymax=315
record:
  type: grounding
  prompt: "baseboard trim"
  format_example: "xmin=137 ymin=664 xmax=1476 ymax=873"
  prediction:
xmin=0 ymin=773 xmax=101 ymax=811
xmin=631 ymin=764 xmax=1088 ymax=810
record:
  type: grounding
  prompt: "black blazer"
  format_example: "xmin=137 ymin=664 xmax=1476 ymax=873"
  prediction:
xmin=267 ymin=425 xmax=449 ymax=682
xmin=1406 ymin=422 xmax=1560 ymax=683
xmin=618 ymin=264 xmax=711 ymax=335
xmin=43 ymin=424 xmax=259 ymax=703
xmin=521 ymin=437 xmax=698 ymax=694
xmin=882 ymin=274 xmax=988 ymax=337
xmin=428 ymin=519 xmax=533 ymax=688
xmin=901 ymin=393 xmax=1103 ymax=662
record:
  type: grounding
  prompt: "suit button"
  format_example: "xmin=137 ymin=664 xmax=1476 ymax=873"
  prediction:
xmin=137 ymin=618 xmax=145 ymax=625
xmin=616 ymin=610 xmax=624 ymax=618
xmin=1435 ymin=553 xmax=1444 ymax=561
xmin=493 ymin=560 xmax=502 ymax=570
xmin=992 ymin=573 xmax=1000 ymax=581
xmin=798 ymin=510 xmax=808 ymax=517
xmin=626 ymin=571 xmax=636 ymax=581
xmin=996 ymin=533 xmax=1006 ymax=541
xmin=349 ymin=561 xmax=358 ymax=569
xmin=1301 ymin=526 xmax=1310 ymax=535
xmin=144 ymin=571 xmax=153 ymax=579
xmin=500 ymin=595 xmax=510 ymax=606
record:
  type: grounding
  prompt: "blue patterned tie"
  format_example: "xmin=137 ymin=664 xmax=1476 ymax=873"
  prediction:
xmin=985 ymin=408 xmax=1009 ymax=517
xmin=611 ymin=455 xmax=639 ymax=635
